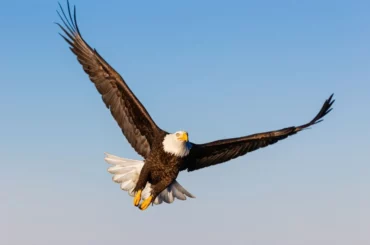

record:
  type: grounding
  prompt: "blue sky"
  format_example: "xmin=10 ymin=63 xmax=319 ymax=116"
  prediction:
xmin=1 ymin=0 xmax=370 ymax=244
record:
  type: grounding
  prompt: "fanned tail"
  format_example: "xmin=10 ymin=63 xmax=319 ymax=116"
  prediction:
xmin=104 ymin=153 xmax=195 ymax=205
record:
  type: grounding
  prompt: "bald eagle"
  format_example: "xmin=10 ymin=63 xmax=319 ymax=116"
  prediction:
xmin=57 ymin=1 xmax=335 ymax=210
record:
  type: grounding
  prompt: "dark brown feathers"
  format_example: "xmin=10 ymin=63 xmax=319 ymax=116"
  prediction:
xmin=57 ymin=1 xmax=335 ymax=176
xmin=184 ymin=94 xmax=335 ymax=171
xmin=56 ymin=1 xmax=165 ymax=158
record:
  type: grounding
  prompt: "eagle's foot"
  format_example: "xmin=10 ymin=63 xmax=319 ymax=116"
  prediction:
xmin=139 ymin=195 xmax=153 ymax=211
xmin=133 ymin=190 xmax=142 ymax=206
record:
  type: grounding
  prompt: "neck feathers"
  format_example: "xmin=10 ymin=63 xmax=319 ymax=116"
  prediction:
xmin=163 ymin=134 xmax=191 ymax=157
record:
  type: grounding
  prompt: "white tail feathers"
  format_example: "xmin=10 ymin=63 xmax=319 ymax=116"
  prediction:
xmin=104 ymin=153 xmax=195 ymax=205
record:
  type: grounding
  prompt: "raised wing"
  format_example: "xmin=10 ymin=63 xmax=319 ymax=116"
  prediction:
xmin=56 ymin=1 xmax=165 ymax=158
xmin=184 ymin=94 xmax=334 ymax=171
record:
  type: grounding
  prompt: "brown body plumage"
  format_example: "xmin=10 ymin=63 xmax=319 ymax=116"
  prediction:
xmin=134 ymin=133 xmax=186 ymax=199
xmin=57 ymin=1 xmax=335 ymax=210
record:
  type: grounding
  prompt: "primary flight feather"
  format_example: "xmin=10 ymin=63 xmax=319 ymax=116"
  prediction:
xmin=57 ymin=1 xmax=335 ymax=210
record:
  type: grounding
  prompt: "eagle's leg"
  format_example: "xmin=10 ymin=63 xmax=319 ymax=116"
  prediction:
xmin=139 ymin=195 xmax=153 ymax=210
xmin=133 ymin=165 xmax=150 ymax=207
xmin=139 ymin=178 xmax=172 ymax=211
xmin=133 ymin=190 xmax=142 ymax=206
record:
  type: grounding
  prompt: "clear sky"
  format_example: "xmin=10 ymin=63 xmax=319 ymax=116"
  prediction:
xmin=1 ymin=0 xmax=370 ymax=244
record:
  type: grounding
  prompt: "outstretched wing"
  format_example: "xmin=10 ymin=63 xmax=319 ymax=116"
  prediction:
xmin=184 ymin=94 xmax=334 ymax=171
xmin=56 ymin=1 xmax=165 ymax=158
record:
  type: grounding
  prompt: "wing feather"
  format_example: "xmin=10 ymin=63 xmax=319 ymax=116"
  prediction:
xmin=184 ymin=94 xmax=335 ymax=171
xmin=56 ymin=1 xmax=165 ymax=158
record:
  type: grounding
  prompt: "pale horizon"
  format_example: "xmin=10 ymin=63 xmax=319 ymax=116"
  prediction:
xmin=2 ymin=0 xmax=370 ymax=244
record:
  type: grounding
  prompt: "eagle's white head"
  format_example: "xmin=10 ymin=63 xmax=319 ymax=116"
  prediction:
xmin=163 ymin=131 xmax=192 ymax=157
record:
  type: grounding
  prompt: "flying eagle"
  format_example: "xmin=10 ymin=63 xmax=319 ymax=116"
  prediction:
xmin=57 ymin=1 xmax=335 ymax=210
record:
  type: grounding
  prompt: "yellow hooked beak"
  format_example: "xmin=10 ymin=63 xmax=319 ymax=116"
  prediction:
xmin=178 ymin=132 xmax=189 ymax=142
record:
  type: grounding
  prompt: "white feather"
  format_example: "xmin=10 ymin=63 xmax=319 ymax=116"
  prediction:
xmin=104 ymin=152 xmax=195 ymax=206
xmin=162 ymin=133 xmax=192 ymax=157
xmin=141 ymin=183 xmax=153 ymax=200
xmin=120 ymin=180 xmax=135 ymax=191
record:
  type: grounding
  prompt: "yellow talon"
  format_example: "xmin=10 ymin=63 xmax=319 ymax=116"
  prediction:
xmin=139 ymin=195 xmax=153 ymax=211
xmin=133 ymin=190 xmax=142 ymax=206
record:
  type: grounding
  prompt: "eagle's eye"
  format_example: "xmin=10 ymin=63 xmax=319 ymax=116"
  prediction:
xmin=175 ymin=133 xmax=181 ymax=137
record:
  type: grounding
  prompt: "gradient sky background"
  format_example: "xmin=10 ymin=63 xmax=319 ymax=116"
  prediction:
xmin=1 ymin=0 xmax=370 ymax=244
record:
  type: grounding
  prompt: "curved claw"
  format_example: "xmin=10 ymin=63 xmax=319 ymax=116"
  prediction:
xmin=133 ymin=190 xmax=142 ymax=206
xmin=139 ymin=195 xmax=153 ymax=211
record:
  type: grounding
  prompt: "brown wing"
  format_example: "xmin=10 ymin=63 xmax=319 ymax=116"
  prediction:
xmin=56 ymin=2 xmax=165 ymax=158
xmin=184 ymin=94 xmax=334 ymax=171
